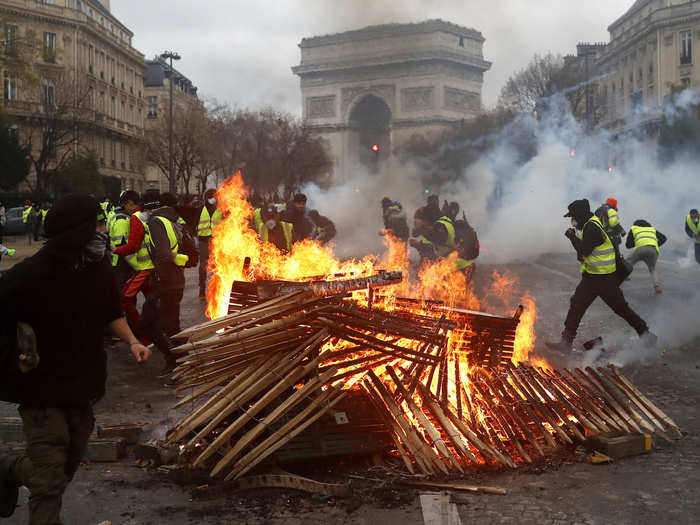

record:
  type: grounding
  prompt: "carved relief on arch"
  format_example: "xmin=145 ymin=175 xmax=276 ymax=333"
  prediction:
xmin=342 ymin=84 xmax=396 ymax=121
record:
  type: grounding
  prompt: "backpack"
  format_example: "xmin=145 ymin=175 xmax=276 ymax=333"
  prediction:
xmin=454 ymin=219 xmax=479 ymax=260
xmin=174 ymin=220 xmax=199 ymax=269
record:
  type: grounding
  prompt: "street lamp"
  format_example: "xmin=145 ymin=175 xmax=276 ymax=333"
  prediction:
xmin=161 ymin=50 xmax=180 ymax=194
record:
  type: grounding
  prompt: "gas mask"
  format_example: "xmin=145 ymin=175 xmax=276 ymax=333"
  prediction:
xmin=265 ymin=219 xmax=277 ymax=230
xmin=83 ymin=231 xmax=109 ymax=263
xmin=207 ymin=198 xmax=217 ymax=205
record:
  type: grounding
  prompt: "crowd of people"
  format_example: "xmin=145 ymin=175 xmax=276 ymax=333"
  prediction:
xmin=546 ymin=197 xmax=700 ymax=355
xmin=380 ymin=194 xmax=480 ymax=281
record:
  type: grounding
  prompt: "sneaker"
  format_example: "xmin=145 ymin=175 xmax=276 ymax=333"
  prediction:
xmin=0 ymin=457 xmax=19 ymax=518
xmin=654 ymin=285 xmax=662 ymax=294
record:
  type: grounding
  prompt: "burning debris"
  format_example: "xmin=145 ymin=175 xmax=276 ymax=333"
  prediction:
xmin=161 ymin=173 xmax=681 ymax=491
xmin=166 ymin=281 xmax=680 ymax=482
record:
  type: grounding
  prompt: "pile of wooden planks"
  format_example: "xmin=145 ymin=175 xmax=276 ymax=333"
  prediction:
xmin=168 ymin=289 xmax=681 ymax=480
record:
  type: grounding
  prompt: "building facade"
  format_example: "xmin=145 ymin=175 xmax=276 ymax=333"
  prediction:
xmin=1 ymin=0 xmax=147 ymax=193
xmin=292 ymin=20 xmax=491 ymax=180
xmin=597 ymin=0 xmax=700 ymax=131
xmin=143 ymin=57 xmax=199 ymax=193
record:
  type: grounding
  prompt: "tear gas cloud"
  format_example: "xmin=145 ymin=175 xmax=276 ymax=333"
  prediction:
xmin=301 ymin=90 xmax=700 ymax=359
xmin=304 ymin=92 xmax=700 ymax=264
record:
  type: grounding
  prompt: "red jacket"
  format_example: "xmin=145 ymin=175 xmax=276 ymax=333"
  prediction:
xmin=114 ymin=207 xmax=145 ymax=257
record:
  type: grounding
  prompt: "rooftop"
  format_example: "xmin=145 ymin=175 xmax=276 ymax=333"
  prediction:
xmin=299 ymin=19 xmax=485 ymax=48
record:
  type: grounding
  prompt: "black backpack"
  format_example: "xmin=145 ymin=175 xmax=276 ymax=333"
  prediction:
xmin=454 ymin=219 xmax=479 ymax=260
xmin=174 ymin=221 xmax=199 ymax=269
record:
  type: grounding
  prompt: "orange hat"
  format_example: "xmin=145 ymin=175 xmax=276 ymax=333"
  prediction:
xmin=24 ymin=200 xmax=31 ymax=206
xmin=605 ymin=197 xmax=618 ymax=209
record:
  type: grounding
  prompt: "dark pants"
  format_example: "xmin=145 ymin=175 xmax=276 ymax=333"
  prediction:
xmin=198 ymin=236 xmax=211 ymax=293
xmin=138 ymin=274 xmax=184 ymax=365
xmin=695 ymin=243 xmax=700 ymax=264
xmin=563 ymin=273 xmax=648 ymax=339
xmin=10 ymin=405 xmax=94 ymax=525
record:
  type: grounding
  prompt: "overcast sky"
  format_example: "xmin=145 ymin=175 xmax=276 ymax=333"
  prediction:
xmin=111 ymin=0 xmax=632 ymax=114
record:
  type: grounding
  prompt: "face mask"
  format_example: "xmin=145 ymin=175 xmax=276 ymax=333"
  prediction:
xmin=83 ymin=231 xmax=109 ymax=263
xmin=207 ymin=198 xmax=217 ymax=205
xmin=571 ymin=219 xmax=578 ymax=228
xmin=265 ymin=219 xmax=277 ymax=229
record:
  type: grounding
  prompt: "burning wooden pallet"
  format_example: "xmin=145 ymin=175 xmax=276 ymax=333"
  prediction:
xmin=168 ymin=288 xmax=681 ymax=480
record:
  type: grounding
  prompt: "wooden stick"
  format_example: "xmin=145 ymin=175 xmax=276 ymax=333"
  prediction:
xmin=528 ymin=367 xmax=602 ymax=436
xmin=365 ymin=372 xmax=441 ymax=474
xmin=413 ymin=381 xmax=477 ymax=464
xmin=474 ymin=374 xmax=537 ymax=460
xmin=586 ymin=367 xmax=652 ymax=434
xmin=518 ymin=366 xmax=585 ymax=441
xmin=226 ymin=388 xmax=349 ymax=480
xmin=386 ymin=366 xmax=469 ymax=469
xmin=440 ymin=395 xmax=516 ymax=468
xmin=599 ymin=368 xmax=670 ymax=440
xmin=174 ymin=290 xmax=311 ymax=339
xmin=209 ymin=366 xmax=338 ymax=475
xmin=608 ymin=365 xmax=682 ymax=438
xmin=572 ymin=368 xmax=639 ymax=433
xmin=553 ymin=369 xmax=621 ymax=432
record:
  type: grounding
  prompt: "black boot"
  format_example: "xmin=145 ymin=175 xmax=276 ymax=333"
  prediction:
xmin=545 ymin=331 xmax=574 ymax=354
xmin=0 ymin=456 xmax=19 ymax=518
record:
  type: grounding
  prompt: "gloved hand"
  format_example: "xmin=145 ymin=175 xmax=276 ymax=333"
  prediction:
xmin=565 ymin=228 xmax=576 ymax=240
xmin=7 ymin=249 xmax=16 ymax=256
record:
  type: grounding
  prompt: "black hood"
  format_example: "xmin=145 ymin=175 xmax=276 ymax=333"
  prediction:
xmin=564 ymin=199 xmax=593 ymax=225
xmin=43 ymin=194 xmax=101 ymax=267
xmin=151 ymin=206 xmax=180 ymax=222
xmin=633 ymin=219 xmax=651 ymax=227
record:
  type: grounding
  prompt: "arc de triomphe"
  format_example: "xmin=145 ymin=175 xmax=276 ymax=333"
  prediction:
xmin=292 ymin=20 xmax=491 ymax=180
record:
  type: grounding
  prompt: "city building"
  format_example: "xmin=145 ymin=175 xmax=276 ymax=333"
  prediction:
xmin=143 ymin=57 xmax=199 ymax=193
xmin=597 ymin=0 xmax=700 ymax=132
xmin=0 ymin=0 xmax=147 ymax=193
xmin=292 ymin=20 xmax=491 ymax=180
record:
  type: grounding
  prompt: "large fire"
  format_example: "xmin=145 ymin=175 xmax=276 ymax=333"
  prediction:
xmin=206 ymin=173 xmax=539 ymax=390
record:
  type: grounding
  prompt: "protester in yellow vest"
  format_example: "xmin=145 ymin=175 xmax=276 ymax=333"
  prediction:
xmin=196 ymin=188 xmax=223 ymax=297
xmin=685 ymin=208 xmax=700 ymax=265
xmin=625 ymin=219 xmax=667 ymax=294
xmin=546 ymin=199 xmax=655 ymax=354
xmin=253 ymin=205 xmax=293 ymax=252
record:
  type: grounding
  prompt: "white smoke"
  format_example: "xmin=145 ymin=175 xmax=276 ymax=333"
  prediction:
xmin=301 ymin=89 xmax=700 ymax=361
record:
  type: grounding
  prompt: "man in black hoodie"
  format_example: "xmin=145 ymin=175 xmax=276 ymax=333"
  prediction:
xmin=140 ymin=192 xmax=190 ymax=375
xmin=0 ymin=194 xmax=151 ymax=523
xmin=546 ymin=199 xmax=655 ymax=353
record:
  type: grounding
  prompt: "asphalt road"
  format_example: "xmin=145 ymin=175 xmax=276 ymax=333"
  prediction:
xmin=1 ymin=248 xmax=699 ymax=525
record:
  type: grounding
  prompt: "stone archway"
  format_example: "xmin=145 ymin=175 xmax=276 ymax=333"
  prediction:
xmin=347 ymin=94 xmax=392 ymax=172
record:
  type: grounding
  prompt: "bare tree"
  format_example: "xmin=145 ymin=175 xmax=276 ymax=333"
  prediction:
xmin=18 ymin=69 xmax=95 ymax=193
xmin=498 ymin=53 xmax=567 ymax=113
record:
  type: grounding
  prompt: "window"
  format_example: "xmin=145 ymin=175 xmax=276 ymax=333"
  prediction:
xmin=648 ymin=62 xmax=654 ymax=78
xmin=43 ymin=32 xmax=56 ymax=62
xmin=681 ymin=30 xmax=692 ymax=65
xmin=680 ymin=77 xmax=691 ymax=89
xmin=147 ymin=95 xmax=158 ymax=117
xmin=111 ymin=96 xmax=115 ymax=117
xmin=42 ymin=78 xmax=55 ymax=110
xmin=459 ymin=36 xmax=464 ymax=47
xmin=4 ymin=24 xmax=18 ymax=55
xmin=3 ymin=72 xmax=19 ymax=101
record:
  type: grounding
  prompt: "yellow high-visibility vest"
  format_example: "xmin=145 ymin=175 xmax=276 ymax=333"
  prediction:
xmin=434 ymin=216 xmax=456 ymax=257
xmin=124 ymin=211 xmax=154 ymax=271
xmin=582 ymin=216 xmax=616 ymax=275
xmin=197 ymin=207 xmax=223 ymax=237
xmin=630 ymin=225 xmax=659 ymax=253
xmin=686 ymin=214 xmax=700 ymax=244
xmin=108 ymin=210 xmax=130 ymax=267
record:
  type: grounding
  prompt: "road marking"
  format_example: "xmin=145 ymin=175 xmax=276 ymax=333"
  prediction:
xmin=420 ymin=492 xmax=462 ymax=525
xmin=528 ymin=262 xmax=579 ymax=283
